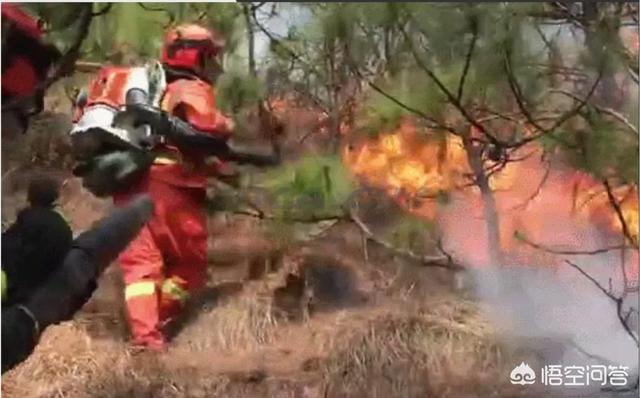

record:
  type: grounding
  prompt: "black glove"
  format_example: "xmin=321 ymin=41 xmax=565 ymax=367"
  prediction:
xmin=1 ymin=196 xmax=154 ymax=373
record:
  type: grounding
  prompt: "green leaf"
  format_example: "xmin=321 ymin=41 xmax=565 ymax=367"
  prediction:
xmin=389 ymin=216 xmax=436 ymax=253
xmin=263 ymin=155 xmax=355 ymax=221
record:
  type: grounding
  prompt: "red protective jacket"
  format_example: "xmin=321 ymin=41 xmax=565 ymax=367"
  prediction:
xmin=1 ymin=4 xmax=60 ymax=102
xmin=150 ymin=76 xmax=234 ymax=188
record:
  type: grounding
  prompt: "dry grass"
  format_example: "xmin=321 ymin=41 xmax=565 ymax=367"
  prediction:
xmin=2 ymin=322 xmax=127 ymax=397
xmin=321 ymin=298 xmax=537 ymax=398
xmin=174 ymin=292 xmax=280 ymax=352
xmin=2 ymin=294 xmax=545 ymax=398
xmin=1 ymin=320 xmax=237 ymax=398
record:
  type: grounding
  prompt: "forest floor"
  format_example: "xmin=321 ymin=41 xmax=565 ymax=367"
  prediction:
xmin=1 ymin=94 xmax=633 ymax=398
xmin=2 ymin=170 xmax=540 ymax=398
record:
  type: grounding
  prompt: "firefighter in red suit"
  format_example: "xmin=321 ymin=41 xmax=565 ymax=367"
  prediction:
xmin=113 ymin=24 xmax=234 ymax=351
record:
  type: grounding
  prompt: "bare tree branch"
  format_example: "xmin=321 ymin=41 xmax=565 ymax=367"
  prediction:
xmin=457 ymin=17 xmax=478 ymax=102
xmin=627 ymin=67 xmax=639 ymax=85
xmin=348 ymin=207 xmax=462 ymax=270
xmin=399 ymin=22 xmax=502 ymax=146
xmin=250 ymin=8 xmax=330 ymax=114
xmin=568 ymin=339 xmax=616 ymax=366
xmin=566 ymin=260 xmax=638 ymax=346
xmin=91 ymin=3 xmax=113 ymax=17
xmin=519 ymin=234 xmax=633 ymax=256
xmin=251 ymin=2 xmax=268 ymax=11
xmin=533 ymin=23 xmax=558 ymax=58
xmin=233 ymin=209 xmax=345 ymax=224
xmin=231 ymin=193 xmax=462 ymax=271
xmin=358 ymin=73 xmax=451 ymax=132
xmin=551 ymin=89 xmax=639 ymax=137
xmin=510 ymin=161 xmax=551 ymax=210
xmin=603 ymin=179 xmax=637 ymax=246
xmin=251 ymin=7 xmax=305 ymax=66
xmin=502 ymin=45 xmax=604 ymax=148
xmin=137 ymin=3 xmax=175 ymax=26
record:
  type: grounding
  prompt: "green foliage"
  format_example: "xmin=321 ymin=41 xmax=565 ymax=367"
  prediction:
xmin=362 ymin=91 xmax=406 ymax=136
xmin=389 ymin=216 xmax=436 ymax=253
xmin=85 ymin=3 xmax=165 ymax=61
xmin=360 ymin=70 xmax=447 ymax=136
xmin=27 ymin=3 xmax=243 ymax=63
xmin=263 ymin=155 xmax=355 ymax=221
xmin=575 ymin=112 xmax=639 ymax=184
xmin=25 ymin=4 xmax=90 ymax=51
xmin=318 ymin=4 xmax=356 ymax=43
xmin=216 ymin=71 xmax=264 ymax=114
xmin=362 ymin=3 xmax=403 ymax=29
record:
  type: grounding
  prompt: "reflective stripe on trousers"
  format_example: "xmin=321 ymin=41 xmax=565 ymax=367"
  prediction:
xmin=124 ymin=280 xmax=156 ymax=301
xmin=153 ymin=156 xmax=179 ymax=165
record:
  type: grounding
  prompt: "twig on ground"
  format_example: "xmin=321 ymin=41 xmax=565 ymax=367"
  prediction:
xmin=348 ymin=207 xmax=461 ymax=270
xmin=565 ymin=260 xmax=638 ymax=346
xmin=519 ymin=235 xmax=633 ymax=256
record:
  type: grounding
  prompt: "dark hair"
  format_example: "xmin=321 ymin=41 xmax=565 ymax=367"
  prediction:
xmin=27 ymin=175 xmax=60 ymax=207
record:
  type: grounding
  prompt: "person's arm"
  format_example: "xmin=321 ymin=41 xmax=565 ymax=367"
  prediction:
xmin=1 ymin=196 xmax=153 ymax=373
xmin=124 ymin=100 xmax=279 ymax=166
xmin=125 ymin=86 xmax=230 ymax=152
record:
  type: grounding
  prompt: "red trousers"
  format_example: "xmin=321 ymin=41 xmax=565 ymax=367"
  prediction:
xmin=113 ymin=166 xmax=207 ymax=350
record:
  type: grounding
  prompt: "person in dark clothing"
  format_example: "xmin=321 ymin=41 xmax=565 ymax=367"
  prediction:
xmin=2 ymin=195 xmax=154 ymax=373
xmin=2 ymin=175 xmax=73 ymax=306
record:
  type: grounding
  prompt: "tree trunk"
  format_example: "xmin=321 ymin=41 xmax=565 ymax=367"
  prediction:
xmin=243 ymin=4 xmax=257 ymax=78
xmin=463 ymin=138 xmax=504 ymax=267
xmin=327 ymin=39 xmax=341 ymax=154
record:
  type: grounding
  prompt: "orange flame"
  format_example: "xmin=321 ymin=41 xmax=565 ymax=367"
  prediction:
xmin=342 ymin=118 xmax=638 ymax=281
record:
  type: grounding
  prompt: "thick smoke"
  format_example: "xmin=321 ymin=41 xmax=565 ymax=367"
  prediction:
xmin=438 ymin=186 xmax=638 ymax=396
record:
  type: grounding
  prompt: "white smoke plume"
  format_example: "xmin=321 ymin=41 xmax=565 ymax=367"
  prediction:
xmin=438 ymin=190 xmax=638 ymax=396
